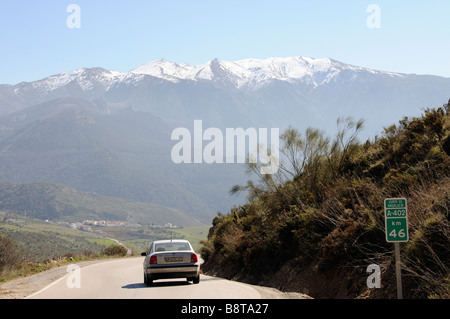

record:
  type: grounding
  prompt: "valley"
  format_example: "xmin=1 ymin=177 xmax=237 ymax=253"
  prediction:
xmin=0 ymin=211 xmax=209 ymax=262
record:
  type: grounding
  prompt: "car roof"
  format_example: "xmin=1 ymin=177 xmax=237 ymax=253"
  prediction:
xmin=153 ymin=239 xmax=190 ymax=244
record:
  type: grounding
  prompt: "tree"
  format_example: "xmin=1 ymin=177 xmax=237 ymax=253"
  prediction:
xmin=231 ymin=117 xmax=364 ymax=203
xmin=0 ymin=234 xmax=23 ymax=269
xmin=327 ymin=117 xmax=364 ymax=178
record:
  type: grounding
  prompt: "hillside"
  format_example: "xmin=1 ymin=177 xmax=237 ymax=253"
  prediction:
xmin=0 ymin=97 xmax=246 ymax=223
xmin=0 ymin=181 xmax=202 ymax=227
xmin=200 ymin=100 xmax=450 ymax=299
xmin=0 ymin=215 xmax=115 ymax=262
xmin=0 ymin=213 xmax=195 ymax=263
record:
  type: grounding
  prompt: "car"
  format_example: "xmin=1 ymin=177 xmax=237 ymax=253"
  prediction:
xmin=141 ymin=239 xmax=200 ymax=286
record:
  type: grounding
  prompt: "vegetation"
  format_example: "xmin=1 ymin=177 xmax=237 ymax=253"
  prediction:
xmin=0 ymin=216 xmax=116 ymax=282
xmin=0 ymin=239 xmax=123 ymax=284
xmin=0 ymin=216 xmax=113 ymax=261
xmin=0 ymin=233 xmax=24 ymax=269
xmin=171 ymin=226 xmax=210 ymax=251
xmin=102 ymin=244 xmax=128 ymax=257
xmin=200 ymin=100 xmax=450 ymax=299
xmin=1 ymin=249 xmax=99 ymax=283
xmin=0 ymin=181 xmax=199 ymax=227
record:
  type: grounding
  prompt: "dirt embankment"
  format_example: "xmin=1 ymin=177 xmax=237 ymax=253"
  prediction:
xmin=203 ymin=259 xmax=401 ymax=299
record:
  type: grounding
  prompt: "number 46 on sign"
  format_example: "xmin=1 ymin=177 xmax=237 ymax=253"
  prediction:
xmin=384 ymin=198 xmax=409 ymax=242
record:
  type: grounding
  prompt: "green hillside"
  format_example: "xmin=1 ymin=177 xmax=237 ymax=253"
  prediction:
xmin=0 ymin=213 xmax=194 ymax=264
xmin=0 ymin=181 xmax=202 ymax=227
xmin=200 ymin=100 xmax=450 ymax=299
xmin=0 ymin=215 xmax=114 ymax=262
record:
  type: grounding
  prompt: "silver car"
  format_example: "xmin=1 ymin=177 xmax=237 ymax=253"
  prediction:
xmin=141 ymin=239 xmax=200 ymax=286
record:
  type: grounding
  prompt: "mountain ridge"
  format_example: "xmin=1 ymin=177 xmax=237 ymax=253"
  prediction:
xmin=8 ymin=56 xmax=412 ymax=93
xmin=4 ymin=55 xmax=449 ymax=136
xmin=130 ymin=56 xmax=406 ymax=89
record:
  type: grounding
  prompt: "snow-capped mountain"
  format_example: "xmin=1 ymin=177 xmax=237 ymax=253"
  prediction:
xmin=2 ymin=56 xmax=449 ymax=135
xmin=130 ymin=56 xmax=403 ymax=88
xmin=15 ymin=67 xmax=142 ymax=93
xmin=10 ymin=56 xmax=405 ymax=97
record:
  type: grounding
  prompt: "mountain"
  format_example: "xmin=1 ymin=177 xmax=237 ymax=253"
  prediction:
xmin=2 ymin=56 xmax=449 ymax=136
xmin=0 ymin=181 xmax=203 ymax=226
xmin=130 ymin=57 xmax=393 ymax=89
xmin=0 ymin=97 xmax=245 ymax=223
xmin=0 ymin=56 xmax=449 ymax=223
xmin=7 ymin=57 xmax=395 ymax=95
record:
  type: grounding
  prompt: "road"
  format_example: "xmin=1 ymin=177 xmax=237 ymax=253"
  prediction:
xmin=26 ymin=257 xmax=309 ymax=299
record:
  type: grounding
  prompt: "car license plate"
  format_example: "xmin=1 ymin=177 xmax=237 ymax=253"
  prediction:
xmin=165 ymin=256 xmax=183 ymax=262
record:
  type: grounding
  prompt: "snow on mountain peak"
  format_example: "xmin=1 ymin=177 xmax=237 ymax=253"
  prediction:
xmin=27 ymin=68 xmax=140 ymax=93
xmin=130 ymin=58 xmax=193 ymax=82
xmin=17 ymin=56 xmax=401 ymax=95
xmin=129 ymin=56 xmax=366 ymax=88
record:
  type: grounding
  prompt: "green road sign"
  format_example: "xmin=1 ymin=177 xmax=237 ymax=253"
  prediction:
xmin=385 ymin=198 xmax=408 ymax=242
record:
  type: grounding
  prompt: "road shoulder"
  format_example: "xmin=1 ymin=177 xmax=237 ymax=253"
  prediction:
xmin=0 ymin=259 xmax=115 ymax=299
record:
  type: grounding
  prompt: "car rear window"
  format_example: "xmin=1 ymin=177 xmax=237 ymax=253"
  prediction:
xmin=154 ymin=242 xmax=190 ymax=252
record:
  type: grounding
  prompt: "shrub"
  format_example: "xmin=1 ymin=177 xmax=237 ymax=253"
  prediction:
xmin=102 ymin=244 xmax=128 ymax=257
xmin=0 ymin=234 xmax=24 ymax=269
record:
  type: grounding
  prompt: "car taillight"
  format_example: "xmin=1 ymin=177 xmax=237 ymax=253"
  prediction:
xmin=149 ymin=255 xmax=157 ymax=264
xmin=191 ymin=253 xmax=198 ymax=263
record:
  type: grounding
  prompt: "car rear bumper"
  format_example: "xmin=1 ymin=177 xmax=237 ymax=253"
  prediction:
xmin=145 ymin=264 xmax=200 ymax=279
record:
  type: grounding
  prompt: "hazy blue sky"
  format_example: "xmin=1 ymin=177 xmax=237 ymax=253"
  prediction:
xmin=1 ymin=0 xmax=449 ymax=84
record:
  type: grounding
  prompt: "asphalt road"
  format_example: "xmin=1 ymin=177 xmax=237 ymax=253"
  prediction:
xmin=26 ymin=257 xmax=309 ymax=299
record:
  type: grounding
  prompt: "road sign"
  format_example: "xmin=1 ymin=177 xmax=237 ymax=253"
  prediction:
xmin=384 ymin=198 xmax=408 ymax=299
xmin=384 ymin=198 xmax=408 ymax=242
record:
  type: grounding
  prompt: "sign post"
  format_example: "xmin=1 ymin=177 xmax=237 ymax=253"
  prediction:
xmin=394 ymin=242 xmax=402 ymax=299
xmin=384 ymin=198 xmax=408 ymax=299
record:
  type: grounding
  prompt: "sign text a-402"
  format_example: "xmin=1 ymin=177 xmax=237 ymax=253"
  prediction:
xmin=385 ymin=209 xmax=407 ymax=217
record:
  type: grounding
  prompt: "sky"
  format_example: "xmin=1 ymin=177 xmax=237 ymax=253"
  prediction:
xmin=0 ymin=0 xmax=449 ymax=84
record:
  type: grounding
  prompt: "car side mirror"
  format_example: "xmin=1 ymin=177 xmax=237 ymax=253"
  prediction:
xmin=141 ymin=252 xmax=147 ymax=256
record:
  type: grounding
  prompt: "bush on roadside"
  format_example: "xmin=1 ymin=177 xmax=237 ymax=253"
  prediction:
xmin=0 ymin=234 xmax=24 ymax=269
xmin=102 ymin=244 xmax=128 ymax=257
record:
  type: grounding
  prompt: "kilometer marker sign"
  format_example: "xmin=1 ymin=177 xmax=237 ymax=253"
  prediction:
xmin=384 ymin=198 xmax=408 ymax=299
xmin=384 ymin=198 xmax=409 ymax=242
